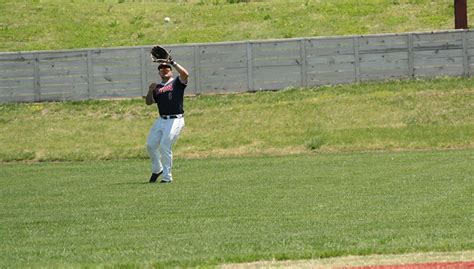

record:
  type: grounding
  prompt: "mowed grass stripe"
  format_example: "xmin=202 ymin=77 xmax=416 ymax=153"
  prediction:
xmin=1 ymin=150 xmax=472 ymax=268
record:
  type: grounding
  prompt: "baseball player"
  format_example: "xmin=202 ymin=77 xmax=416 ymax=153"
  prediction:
xmin=145 ymin=58 xmax=189 ymax=183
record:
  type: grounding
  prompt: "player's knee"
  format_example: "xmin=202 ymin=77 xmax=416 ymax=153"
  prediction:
xmin=146 ymin=142 xmax=157 ymax=152
xmin=159 ymin=144 xmax=171 ymax=154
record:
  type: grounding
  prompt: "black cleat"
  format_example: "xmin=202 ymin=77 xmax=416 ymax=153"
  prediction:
xmin=149 ymin=171 xmax=163 ymax=183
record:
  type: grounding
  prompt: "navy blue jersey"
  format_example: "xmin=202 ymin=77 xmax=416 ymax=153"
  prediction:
xmin=152 ymin=77 xmax=187 ymax=116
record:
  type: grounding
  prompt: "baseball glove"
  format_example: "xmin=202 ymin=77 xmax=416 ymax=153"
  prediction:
xmin=150 ymin=45 xmax=172 ymax=63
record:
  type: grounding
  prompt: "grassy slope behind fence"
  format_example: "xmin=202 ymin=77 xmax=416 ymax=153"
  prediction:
xmin=0 ymin=77 xmax=473 ymax=162
xmin=2 ymin=0 xmax=474 ymax=52
xmin=0 ymin=150 xmax=473 ymax=268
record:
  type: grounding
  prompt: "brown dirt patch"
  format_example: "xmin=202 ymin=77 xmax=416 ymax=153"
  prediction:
xmin=345 ymin=261 xmax=474 ymax=269
xmin=220 ymin=251 xmax=474 ymax=269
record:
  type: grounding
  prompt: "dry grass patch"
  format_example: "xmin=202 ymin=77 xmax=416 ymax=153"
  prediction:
xmin=220 ymin=251 xmax=474 ymax=269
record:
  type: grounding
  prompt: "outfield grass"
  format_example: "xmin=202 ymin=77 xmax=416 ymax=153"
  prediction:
xmin=1 ymin=0 xmax=473 ymax=52
xmin=1 ymin=1 xmax=473 ymax=268
xmin=0 ymin=150 xmax=472 ymax=268
xmin=0 ymin=77 xmax=473 ymax=162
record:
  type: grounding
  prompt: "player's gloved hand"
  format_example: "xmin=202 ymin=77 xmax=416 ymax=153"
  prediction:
xmin=151 ymin=45 xmax=172 ymax=63
xmin=168 ymin=56 xmax=175 ymax=65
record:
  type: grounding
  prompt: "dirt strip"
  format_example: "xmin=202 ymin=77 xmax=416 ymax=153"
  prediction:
xmin=343 ymin=261 xmax=474 ymax=269
xmin=220 ymin=251 xmax=474 ymax=269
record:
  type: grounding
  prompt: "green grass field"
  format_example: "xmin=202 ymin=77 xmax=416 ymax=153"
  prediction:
xmin=0 ymin=76 xmax=473 ymax=268
xmin=1 ymin=0 xmax=473 ymax=52
xmin=1 ymin=150 xmax=473 ymax=268
xmin=1 ymin=0 xmax=474 ymax=267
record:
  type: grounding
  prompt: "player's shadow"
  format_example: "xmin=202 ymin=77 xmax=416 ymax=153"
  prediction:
xmin=112 ymin=181 xmax=151 ymax=185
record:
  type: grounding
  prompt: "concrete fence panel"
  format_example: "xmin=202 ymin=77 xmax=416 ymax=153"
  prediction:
xmin=0 ymin=29 xmax=472 ymax=103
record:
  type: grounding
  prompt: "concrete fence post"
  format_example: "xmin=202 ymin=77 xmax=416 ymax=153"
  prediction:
xmin=140 ymin=47 xmax=147 ymax=96
xmin=300 ymin=38 xmax=307 ymax=88
xmin=33 ymin=53 xmax=40 ymax=102
xmin=353 ymin=36 xmax=360 ymax=83
xmin=246 ymin=42 xmax=254 ymax=91
xmin=462 ymin=30 xmax=470 ymax=76
xmin=407 ymin=33 xmax=415 ymax=78
xmin=86 ymin=50 xmax=94 ymax=99
xmin=194 ymin=45 xmax=201 ymax=94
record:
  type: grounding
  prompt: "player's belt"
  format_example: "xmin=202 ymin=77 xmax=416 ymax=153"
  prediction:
xmin=160 ymin=114 xmax=183 ymax=120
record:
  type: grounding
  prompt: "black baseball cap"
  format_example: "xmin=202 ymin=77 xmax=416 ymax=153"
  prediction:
xmin=158 ymin=63 xmax=172 ymax=70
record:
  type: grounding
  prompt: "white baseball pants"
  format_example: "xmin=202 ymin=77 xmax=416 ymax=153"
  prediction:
xmin=146 ymin=116 xmax=185 ymax=181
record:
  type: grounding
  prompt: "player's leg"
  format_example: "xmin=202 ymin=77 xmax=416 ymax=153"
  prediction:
xmin=146 ymin=119 xmax=164 ymax=182
xmin=159 ymin=118 xmax=185 ymax=182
